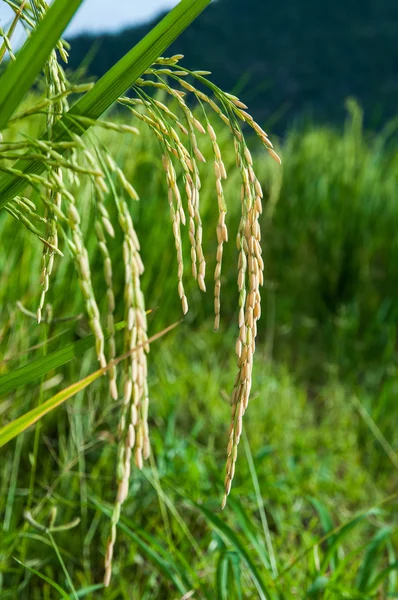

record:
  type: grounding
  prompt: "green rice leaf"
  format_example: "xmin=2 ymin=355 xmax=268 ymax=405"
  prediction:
xmin=0 ymin=369 xmax=103 ymax=448
xmin=0 ymin=321 xmax=179 ymax=447
xmin=0 ymin=322 xmax=126 ymax=397
xmin=0 ymin=0 xmax=83 ymax=131
xmin=0 ymin=0 xmax=211 ymax=208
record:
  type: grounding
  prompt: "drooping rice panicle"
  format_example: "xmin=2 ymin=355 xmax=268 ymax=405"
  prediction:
xmin=1 ymin=7 xmax=282 ymax=577
xmin=95 ymin=216 xmax=118 ymax=400
xmin=32 ymin=0 xmax=69 ymax=324
xmin=104 ymin=197 xmax=149 ymax=588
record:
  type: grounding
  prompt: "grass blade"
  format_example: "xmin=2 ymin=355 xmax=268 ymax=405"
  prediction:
xmin=91 ymin=497 xmax=190 ymax=596
xmin=356 ymin=526 xmax=392 ymax=592
xmin=320 ymin=509 xmax=379 ymax=573
xmin=228 ymin=497 xmax=271 ymax=572
xmin=75 ymin=585 xmax=104 ymax=598
xmin=13 ymin=558 xmax=70 ymax=599
xmin=216 ymin=551 xmax=229 ymax=600
xmin=367 ymin=561 xmax=398 ymax=594
xmin=309 ymin=497 xmax=338 ymax=571
xmin=0 ymin=0 xmax=83 ymax=130
xmin=191 ymin=502 xmax=274 ymax=600
xmin=0 ymin=0 xmax=211 ymax=208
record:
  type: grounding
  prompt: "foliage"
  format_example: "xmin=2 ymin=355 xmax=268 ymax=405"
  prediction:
xmin=0 ymin=1 xmax=397 ymax=598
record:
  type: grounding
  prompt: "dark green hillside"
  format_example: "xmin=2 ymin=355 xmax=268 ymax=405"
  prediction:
xmin=67 ymin=0 xmax=398 ymax=129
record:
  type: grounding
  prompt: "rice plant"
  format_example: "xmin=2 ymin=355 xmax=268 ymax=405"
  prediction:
xmin=0 ymin=0 xmax=281 ymax=586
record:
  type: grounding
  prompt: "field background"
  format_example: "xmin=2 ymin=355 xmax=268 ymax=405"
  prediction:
xmin=1 ymin=1 xmax=398 ymax=598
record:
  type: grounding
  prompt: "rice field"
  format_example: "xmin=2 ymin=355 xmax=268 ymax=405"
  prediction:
xmin=0 ymin=1 xmax=398 ymax=598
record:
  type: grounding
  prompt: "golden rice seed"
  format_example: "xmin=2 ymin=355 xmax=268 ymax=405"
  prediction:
xmin=214 ymin=314 xmax=220 ymax=331
xmin=214 ymin=262 xmax=222 ymax=281
xmin=224 ymin=477 xmax=232 ymax=497
xmin=130 ymin=403 xmax=138 ymax=427
xmin=135 ymin=447 xmax=143 ymax=470
xmin=194 ymin=147 xmax=206 ymax=163
xmin=219 ymin=161 xmax=227 ymax=180
xmin=123 ymin=379 xmax=133 ymax=405
xmin=254 ymin=179 xmax=263 ymax=198
xmin=216 ymin=225 xmax=224 ymax=245
xmin=255 ymin=195 xmax=263 ymax=214
xmin=182 ymin=295 xmax=189 ymax=315
xmin=143 ymin=436 xmax=151 ymax=460
xmin=244 ymin=146 xmax=253 ymax=166
xmin=249 ymin=273 xmax=257 ymax=291
xmin=193 ymin=118 xmax=206 ymax=134
xmin=102 ymin=217 xmax=115 ymax=238
xmin=267 ymin=147 xmax=282 ymax=164
xmin=221 ymin=223 xmax=228 ymax=242
xmin=236 ymin=339 xmax=242 ymax=357
xmin=207 ymin=123 xmax=216 ymax=141
xmin=237 ymin=268 xmax=245 ymax=291
xmin=239 ymin=324 xmax=246 ymax=343
xmin=239 ymin=307 xmax=245 ymax=327
xmin=248 ymin=290 xmax=256 ymax=308
xmin=128 ymin=423 xmax=135 ymax=449
xmin=198 ymin=274 xmax=206 ymax=292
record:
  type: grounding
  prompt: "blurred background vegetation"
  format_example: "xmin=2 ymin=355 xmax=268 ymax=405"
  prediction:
xmin=1 ymin=0 xmax=398 ymax=598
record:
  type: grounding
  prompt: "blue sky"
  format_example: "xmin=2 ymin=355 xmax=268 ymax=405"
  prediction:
xmin=0 ymin=1 xmax=180 ymax=38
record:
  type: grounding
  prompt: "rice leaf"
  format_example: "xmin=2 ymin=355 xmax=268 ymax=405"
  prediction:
xmin=0 ymin=369 xmax=103 ymax=448
xmin=0 ymin=321 xmax=179 ymax=447
xmin=0 ymin=322 xmax=126 ymax=397
xmin=0 ymin=0 xmax=211 ymax=208
xmin=0 ymin=0 xmax=83 ymax=130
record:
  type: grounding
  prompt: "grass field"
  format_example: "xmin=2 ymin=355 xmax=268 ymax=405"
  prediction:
xmin=1 ymin=89 xmax=398 ymax=599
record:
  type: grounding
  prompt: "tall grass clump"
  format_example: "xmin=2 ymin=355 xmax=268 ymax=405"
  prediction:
xmin=0 ymin=0 xmax=281 ymax=586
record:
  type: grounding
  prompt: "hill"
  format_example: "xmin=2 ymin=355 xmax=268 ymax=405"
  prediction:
xmin=67 ymin=0 xmax=398 ymax=130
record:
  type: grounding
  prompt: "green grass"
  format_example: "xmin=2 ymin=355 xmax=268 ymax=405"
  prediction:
xmin=1 ymin=96 xmax=398 ymax=597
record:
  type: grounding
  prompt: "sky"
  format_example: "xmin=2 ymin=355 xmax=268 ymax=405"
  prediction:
xmin=0 ymin=1 xmax=180 ymax=39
